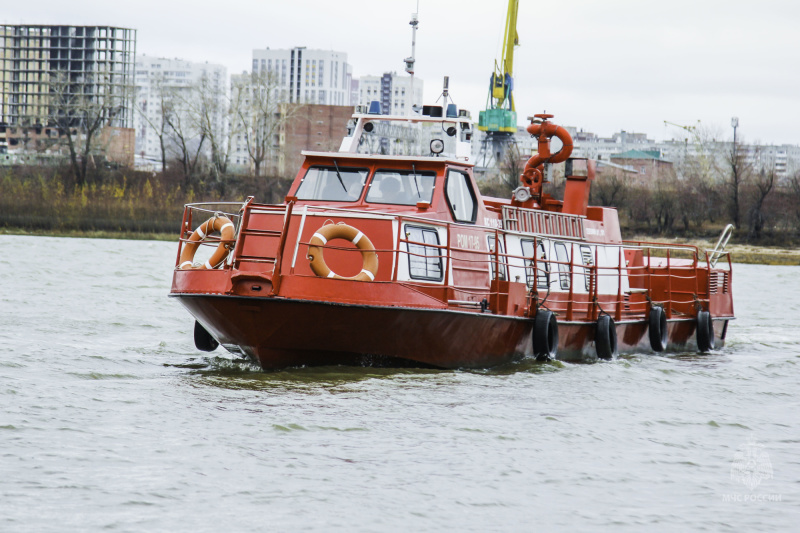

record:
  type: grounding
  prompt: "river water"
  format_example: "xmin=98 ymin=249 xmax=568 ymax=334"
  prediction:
xmin=1 ymin=235 xmax=798 ymax=531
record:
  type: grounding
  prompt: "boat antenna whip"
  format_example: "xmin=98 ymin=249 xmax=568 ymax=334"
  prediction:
xmin=435 ymin=76 xmax=456 ymax=109
xmin=405 ymin=2 xmax=419 ymax=116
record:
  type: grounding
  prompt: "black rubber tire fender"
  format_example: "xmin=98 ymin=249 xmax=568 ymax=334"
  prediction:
xmin=533 ymin=309 xmax=559 ymax=361
xmin=649 ymin=306 xmax=668 ymax=352
xmin=696 ymin=310 xmax=715 ymax=353
xmin=596 ymin=315 xmax=618 ymax=360
xmin=194 ymin=320 xmax=220 ymax=352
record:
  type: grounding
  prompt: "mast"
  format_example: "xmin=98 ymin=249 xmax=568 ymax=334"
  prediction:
xmin=404 ymin=1 xmax=419 ymax=116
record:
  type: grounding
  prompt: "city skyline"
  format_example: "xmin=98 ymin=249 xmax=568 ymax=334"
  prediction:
xmin=3 ymin=0 xmax=798 ymax=145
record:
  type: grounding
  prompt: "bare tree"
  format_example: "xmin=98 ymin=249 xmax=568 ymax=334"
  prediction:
xmin=650 ymin=174 xmax=678 ymax=234
xmin=724 ymin=129 xmax=751 ymax=230
xmin=790 ymin=171 xmax=800 ymax=234
xmin=163 ymin=104 xmax=206 ymax=184
xmin=48 ymin=70 xmax=131 ymax=185
xmin=666 ymin=122 xmax=725 ymax=230
xmin=190 ymin=73 xmax=243 ymax=179
xmin=592 ymin=168 xmax=630 ymax=207
xmin=498 ymin=141 xmax=524 ymax=194
xmin=674 ymin=174 xmax=709 ymax=232
xmin=234 ymin=70 xmax=303 ymax=177
xmin=134 ymin=76 xmax=178 ymax=173
xmin=747 ymin=157 xmax=776 ymax=239
xmin=667 ymin=122 xmax=722 ymax=183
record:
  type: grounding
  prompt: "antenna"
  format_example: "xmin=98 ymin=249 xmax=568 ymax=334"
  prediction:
xmin=436 ymin=76 xmax=455 ymax=106
xmin=404 ymin=2 xmax=419 ymax=116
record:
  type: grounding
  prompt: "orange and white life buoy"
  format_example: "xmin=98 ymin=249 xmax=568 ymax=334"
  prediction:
xmin=179 ymin=215 xmax=236 ymax=270
xmin=308 ymin=223 xmax=378 ymax=281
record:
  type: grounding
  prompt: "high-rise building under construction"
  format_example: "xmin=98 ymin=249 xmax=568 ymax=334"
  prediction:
xmin=0 ymin=25 xmax=136 ymax=137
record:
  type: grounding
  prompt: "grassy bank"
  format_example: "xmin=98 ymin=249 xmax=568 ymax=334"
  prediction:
xmin=0 ymin=227 xmax=177 ymax=241
xmin=628 ymin=235 xmax=800 ymax=266
xmin=1 ymin=166 xmax=796 ymax=265
xmin=0 ymin=165 xmax=292 ymax=237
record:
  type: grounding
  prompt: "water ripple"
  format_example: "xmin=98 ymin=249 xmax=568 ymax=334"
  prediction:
xmin=1 ymin=238 xmax=798 ymax=531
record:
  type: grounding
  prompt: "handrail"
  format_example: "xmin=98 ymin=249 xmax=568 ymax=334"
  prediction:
xmin=274 ymin=233 xmax=717 ymax=320
xmin=709 ymin=224 xmax=734 ymax=267
xmin=176 ymin=202 xmax=248 ymax=269
xmin=502 ymin=205 xmax=586 ymax=240
xmin=186 ymin=200 xmax=733 ymax=320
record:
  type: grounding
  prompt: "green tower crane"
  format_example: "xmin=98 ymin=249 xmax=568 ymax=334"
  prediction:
xmin=476 ymin=0 xmax=519 ymax=170
xmin=478 ymin=0 xmax=519 ymax=135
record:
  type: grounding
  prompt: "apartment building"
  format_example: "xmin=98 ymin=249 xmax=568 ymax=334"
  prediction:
xmin=229 ymin=70 xmax=352 ymax=177
xmin=356 ymin=72 xmax=423 ymax=115
xmin=133 ymin=54 xmax=227 ymax=166
xmin=0 ymin=24 xmax=135 ymax=161
xmin=252 ymin=47 xmax=352 ymax=106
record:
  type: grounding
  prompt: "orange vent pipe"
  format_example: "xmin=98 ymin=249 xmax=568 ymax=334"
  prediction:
xmin=520 ymin=114 xmax=573 ymax=200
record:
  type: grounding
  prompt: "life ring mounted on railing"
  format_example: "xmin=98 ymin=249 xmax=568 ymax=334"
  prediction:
xmin=307 ymin=223 xmax=379 ymax=281
xmin=179 ymin=214 xmax=236 ymax=270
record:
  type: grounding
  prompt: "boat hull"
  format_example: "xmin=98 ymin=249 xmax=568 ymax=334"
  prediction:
xmin=556 ymin=318 xmax=729 ymax=363
xmin=172 ymin=294 xmax=729 ymax=369
xmin=173 ymin=294 xmax=533 ymax=369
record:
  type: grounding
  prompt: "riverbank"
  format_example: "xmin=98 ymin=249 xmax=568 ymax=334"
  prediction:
xmin=0 ymin=227 xmax=176 ymax=241
xmin=628 ymin=234 xmax=800 ymax=266
xmin=2 ymin=227 xmax=797 ymax=265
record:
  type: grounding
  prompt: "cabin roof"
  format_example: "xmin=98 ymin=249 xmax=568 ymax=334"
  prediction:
xmin=301 ymin=151 xmax=474 ymax=167
xmin=610 ymin=149 xmax=665 ymax=161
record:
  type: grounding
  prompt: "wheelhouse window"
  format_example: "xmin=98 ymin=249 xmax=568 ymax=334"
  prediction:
xmin=554 ymin=242 xmax=571 ymax=290
xmin=295 ymin=166 xmax=368 ymax=202
xmin=366 ymin=169 xmax=435 ymax=205
xmin=405 ymin=225 xmax=443 ymax=281
xmin=445 ymin=170 xmax=477 ymax=223
xmin=487 ymin=235 xmax=507 ymax=281
xmin=521 ymin=239 xmax=549 ymax=289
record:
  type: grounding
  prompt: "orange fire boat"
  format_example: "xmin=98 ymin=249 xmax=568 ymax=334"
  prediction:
xmin=169 ymin=97 xmax=734 ymax=369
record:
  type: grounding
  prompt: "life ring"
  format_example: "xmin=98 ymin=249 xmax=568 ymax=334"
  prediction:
xmin=648 ymin=305 xmax=668 ymax=352
xmin=595 ymin=315 xmax=618 ymax=360
xmin=179 ymin=215 xmax=235 ymax=270
xmin=308 ymin=223 xmax=379 ymax=281
xmin=696 ymin=310 xmax=715 ymax=353
xmin=533 ymin=309 xmax=559 ymax=361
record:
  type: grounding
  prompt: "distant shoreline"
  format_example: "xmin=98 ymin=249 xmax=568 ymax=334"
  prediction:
xmin=2 ymin=228 xmax=797 ymax=266
xmin=0 ymin=228 xmax=176 ymax=242
xmin=627 ymin=234 xmax=799 ymax=266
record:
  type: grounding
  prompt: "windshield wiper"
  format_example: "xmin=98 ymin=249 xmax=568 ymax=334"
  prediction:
xmin=411 ymin=164 xmax=421 ymax=198
xmin=333 ymin=160 xmax=347 ymax=192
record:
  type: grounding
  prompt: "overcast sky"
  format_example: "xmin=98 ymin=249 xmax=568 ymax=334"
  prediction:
xmin=5 ymin=0 xmax=799 ymax=145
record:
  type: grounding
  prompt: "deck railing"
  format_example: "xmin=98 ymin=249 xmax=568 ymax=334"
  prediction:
xmin=502 ymin=206 xmax=586 ymax=240
xmin=177 ymin=201 xmax=733 ymax=322
xmin=175 ymin=199 xmax=251 ymax=268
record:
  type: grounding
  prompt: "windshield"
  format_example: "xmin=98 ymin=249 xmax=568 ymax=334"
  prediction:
xmin=295 ymin=166 xmax=368 ymax=202
xmin=366 ymin=169 xmax=436 ymax=205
